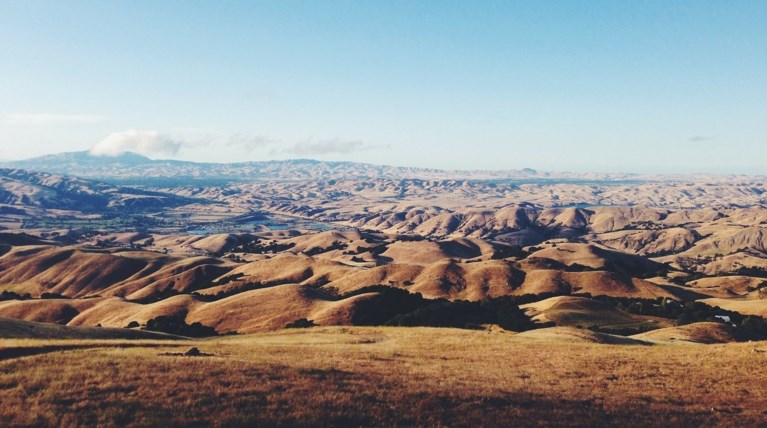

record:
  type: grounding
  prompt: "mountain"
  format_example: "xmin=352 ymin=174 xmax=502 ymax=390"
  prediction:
xmin=0 ymin=151 xmax=456 ymax=181
xmin=1 ymin=151 xmax=635 ymax=182
xmin=0 ymin=168 xmax=191 ymax=212
xmin=7 ymin=151 xmax=155 ymax=170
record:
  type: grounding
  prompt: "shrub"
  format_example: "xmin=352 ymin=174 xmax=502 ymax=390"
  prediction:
xmin=185 ymin=347 xmax=201 ymax=356
xmin=285 ymin=318 xmax=316 ymax=329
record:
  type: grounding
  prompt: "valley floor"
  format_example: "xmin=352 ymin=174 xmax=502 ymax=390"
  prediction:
xmin=2 ymin=327 xmax=766 ymax=427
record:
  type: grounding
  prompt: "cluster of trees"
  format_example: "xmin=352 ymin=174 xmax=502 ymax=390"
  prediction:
xmin=490 ymin=245 xmax=528 ymax=260
xmin=0 ymin=291 xmax=70 ymax=301
xmin=285 ymin=318 xmax=316 ymax=328
xmin=338 ymin=286 xmax=550 ymax=332
xmin=584 ymin=294 xmax=767 ymax=337
xmin=144 ymin=314 xmax=219 ymax=337
xmin=386 ymin=297 xmax=545 ymax=331
xmin=40 ymin=292 xmax=69 ymax=299
xmin=728 ymin=267 xmax=767 ymax=279
xmin=0 ymin=290 xmax=31 ymax=301
xmin=623 ymin=221 xmax=666 ymax=231
xmin=343 ymin=244 xmax=387 ymax=256
xmin=303 ymin=241 xmax=348 ymax=256
xmin=669 ymin=271 xmax=708 ymax=286
xmin=234 ymin=240 xmax=296 ymax=254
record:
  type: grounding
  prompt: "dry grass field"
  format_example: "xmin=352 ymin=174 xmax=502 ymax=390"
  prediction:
xmin=2 ymin=326 xmax=767 ymax=427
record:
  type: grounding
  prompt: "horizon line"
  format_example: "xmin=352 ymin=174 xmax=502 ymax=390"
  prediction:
xmin=1 ymin=149 xmax=765 ymax=179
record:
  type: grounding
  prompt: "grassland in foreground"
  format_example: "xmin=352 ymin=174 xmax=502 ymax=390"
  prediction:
xmin=1 ymin=326 xmax=767 ymax=427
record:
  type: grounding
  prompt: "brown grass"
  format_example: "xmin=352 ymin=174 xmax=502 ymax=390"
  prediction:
xmin=1 ymin=327 xmax=767 ymax=427
xmin=700 ymin=298 xmax=767 ymax=317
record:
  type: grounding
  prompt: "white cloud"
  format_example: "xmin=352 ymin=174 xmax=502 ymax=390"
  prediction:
xmin=6 ymin=113 xmax=106 ymax=124
xmin=285 ymin=138 xmax=366 ymax=156
xmin=90 ymin=130 xmax=182 ymax=157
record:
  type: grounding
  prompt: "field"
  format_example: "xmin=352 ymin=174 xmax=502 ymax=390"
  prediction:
xmin=2 ymin=327 xmax=767 ymax=427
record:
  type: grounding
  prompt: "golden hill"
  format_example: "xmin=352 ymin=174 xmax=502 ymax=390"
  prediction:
xmin=514 ymin=326 xmax=649 ymax=345
xmin=632 ymin=322 xmax=762 ymax=344
xmin=0 ymin=245 xmax=235 ymax=299
xmin=698 ymin=298 xmax=767 ymax=318
xmin=0 ymin=224 xmax=765 ymax=335
xmin=687 ymin=276 xmax=765 ymax=298
xmin=526 ymin=242 xmax=666 ymax=274
xmin=0 ymin=317 xmax=182 ymax=340
xmin=520 ymin=295 xmax=664 ymax=328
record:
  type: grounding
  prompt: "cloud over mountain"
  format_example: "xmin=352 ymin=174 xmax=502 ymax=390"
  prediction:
xmin=90 ymin=130 xmax=182 ymax=157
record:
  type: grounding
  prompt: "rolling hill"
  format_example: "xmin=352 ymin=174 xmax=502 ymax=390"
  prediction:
xmin=0 ymin=168 xmax=192 ymax=212
xmin=0 ymin=317 xmax=183 ymax=340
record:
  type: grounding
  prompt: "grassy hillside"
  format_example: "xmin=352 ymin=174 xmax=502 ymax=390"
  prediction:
xmin=0 ymin=317 xmax=184 ymax=340
xmin=1 ymin=327 xmax=766 ymax=427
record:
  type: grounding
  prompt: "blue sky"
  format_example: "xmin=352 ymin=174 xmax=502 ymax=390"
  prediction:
xmin=0 ymin=1 xmax=765 ymax=173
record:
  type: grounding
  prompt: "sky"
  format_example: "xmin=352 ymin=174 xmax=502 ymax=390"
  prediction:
xmin=0 ymin=0 xmax=765 ymax=173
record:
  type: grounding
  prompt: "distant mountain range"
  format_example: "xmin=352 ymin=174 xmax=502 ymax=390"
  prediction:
xmin=4 ymin=150 xmax=762 ymax=185
xmin=1 ymin=151 xmax=642 ymax=182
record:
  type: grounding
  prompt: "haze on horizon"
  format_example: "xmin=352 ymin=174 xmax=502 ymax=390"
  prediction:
xmin=0 ymin=1 xmax=765 ymax=174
